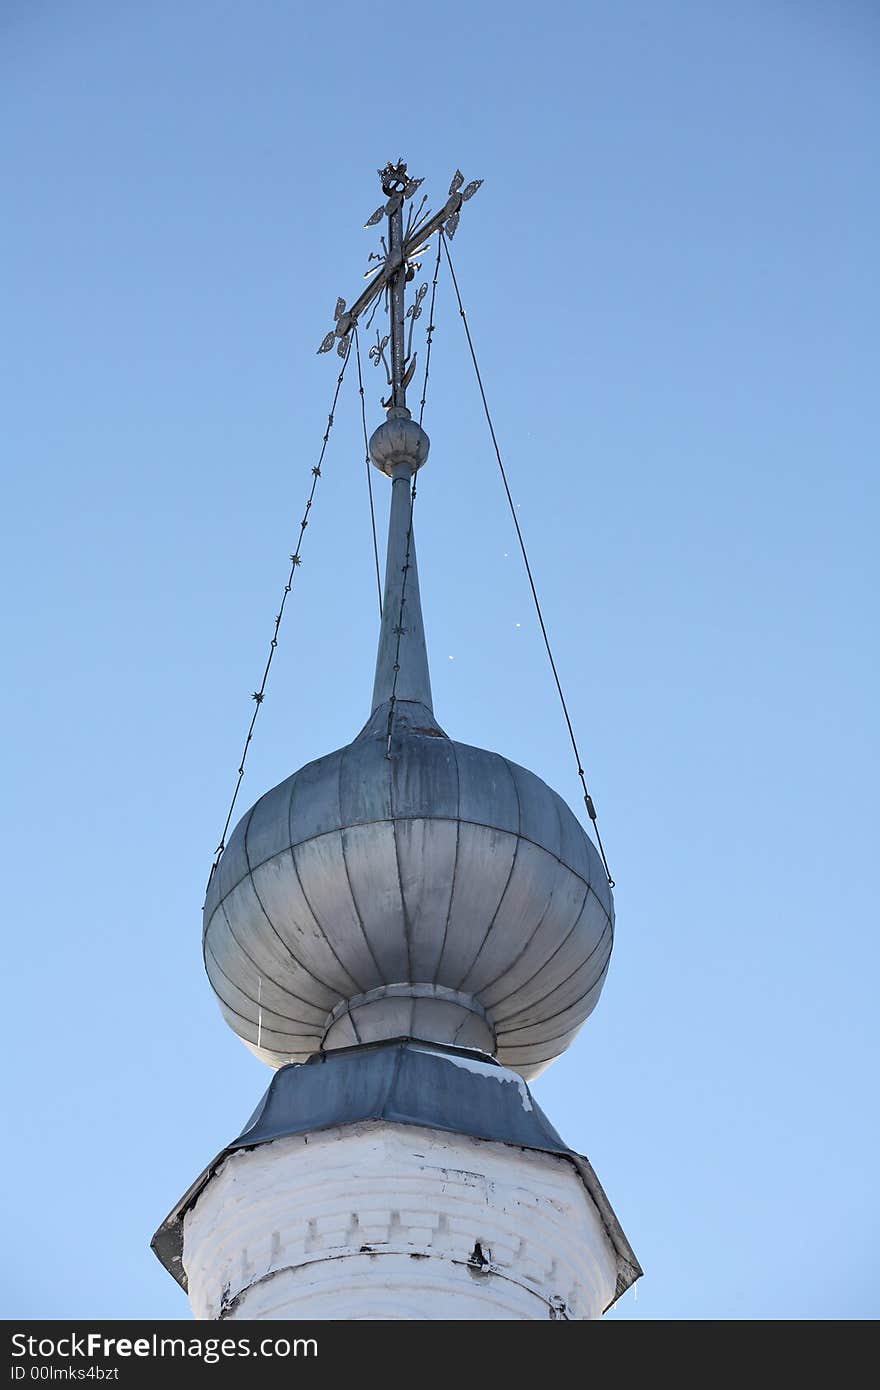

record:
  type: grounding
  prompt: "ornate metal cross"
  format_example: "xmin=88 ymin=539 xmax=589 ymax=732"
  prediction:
xmin=318 ymin=159 xmax=481 ymax=412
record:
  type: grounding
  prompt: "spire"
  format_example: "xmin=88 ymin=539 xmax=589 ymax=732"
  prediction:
xmin=369 ymin=414 xmax=432 ymax=714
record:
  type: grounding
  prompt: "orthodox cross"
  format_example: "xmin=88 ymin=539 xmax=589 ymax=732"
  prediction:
xmin=318 ymin=159 xmax=481 ymax=411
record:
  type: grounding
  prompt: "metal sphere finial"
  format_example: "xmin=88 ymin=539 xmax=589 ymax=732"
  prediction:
xmin=369 ymin=409 xmax=430 ymax=477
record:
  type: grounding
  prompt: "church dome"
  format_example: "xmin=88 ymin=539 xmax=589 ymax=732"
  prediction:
xmin=204 ymin=703 xmax=613 ymax=1081
xmin=204 ymin=413 xmax=614 ymax=1081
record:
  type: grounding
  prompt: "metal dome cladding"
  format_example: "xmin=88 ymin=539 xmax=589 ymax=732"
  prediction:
xmin=203 ymin=701 xmax=614 ymax=1081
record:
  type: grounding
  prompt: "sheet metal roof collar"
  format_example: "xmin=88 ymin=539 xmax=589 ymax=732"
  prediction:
xmin=151 ymin=1038 xmax=641 ymax=1309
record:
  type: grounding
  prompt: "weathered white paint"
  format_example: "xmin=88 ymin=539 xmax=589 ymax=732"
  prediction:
xmin=183 ymin=1122 xmax=619 ymax=1321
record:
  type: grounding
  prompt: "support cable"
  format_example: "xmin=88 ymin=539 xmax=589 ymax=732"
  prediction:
xmin=354 ymin=325 xmax=383 ymax=617
xmin=441 ymin=233 xmax=615 ymax=886
xmin=206 ymin=339 xmax=354 ymax=893
xmin=418 ymin=235 xmax=443 ymax=427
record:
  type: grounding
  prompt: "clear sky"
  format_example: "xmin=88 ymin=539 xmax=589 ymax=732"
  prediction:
xmin=2 ymin=1 xmax=877 ymax=1321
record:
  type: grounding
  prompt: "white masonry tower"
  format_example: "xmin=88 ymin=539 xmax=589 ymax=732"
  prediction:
xmin=152 ymin=161 xmax=641 ymax=1320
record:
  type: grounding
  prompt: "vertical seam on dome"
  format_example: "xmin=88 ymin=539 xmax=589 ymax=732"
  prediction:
xmin=499 ymin=937 xmax=614 ymax=1035
xmin=451 ymin=1007 xmax=496 ymax=1051
xmin=337 ymin=742 xmax=386 ymax=988
xmin=500 ymin=750 xmax=522 ymax=834
xmin=550 ymin=787 xmax=567 ymax=879
xmin=212 ymin=810 xmax=307 ymax=1003
xmin=205 ymin=941 xmax=324 ymax=1045
xmin=390 ymin=822 xmax=413 ymax=979
xmin=471 ymin=862 xmax=566 ymax=999
xmin=433 ymin=738 xmax=461 ymax=984
xmin=492 ymin=919 xmax=613 ymax=1025
xmin=388 ymin=731 xmax=413 ymax=982
xmin=213 ymin=893 xmax=317 ymax=1007
xmin=287 ymin=764 xmax=364 ymax=996
xmin=496 ymin=957 xmax=612 ymax=1057
xmin=242 ymin=804 xmax=341 ymax=1005
xmin=219 ymin=803 xmax=256 ymax=897
xmin=486 ymin=883 xmax=603 ymax=1015
xmin=204 ymin=934 xmax=327 ymax=1027
xmin=455 ymin=837 xmax=520 ymax=990
xmin=454 ymin=755 xmax=523 ymax=991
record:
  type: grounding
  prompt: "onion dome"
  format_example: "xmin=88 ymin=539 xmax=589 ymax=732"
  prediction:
xmin=204 ymin=411 xmax=614 ymax=1080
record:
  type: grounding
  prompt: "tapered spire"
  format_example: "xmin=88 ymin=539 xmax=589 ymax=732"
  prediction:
xmin=367 ymin=410 xmax=433 ymax=719
xmin=371 ymin=464 xmax=432 ymax=714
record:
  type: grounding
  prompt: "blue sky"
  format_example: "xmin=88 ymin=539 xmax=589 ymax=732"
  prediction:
xmin=2 ymin=1 xmax=877 ymax=1320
